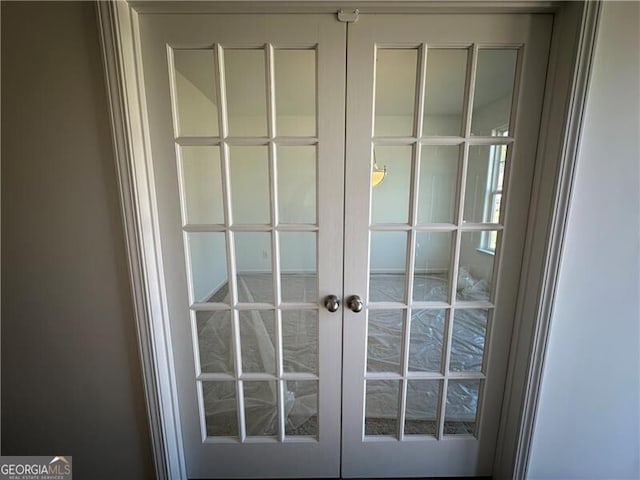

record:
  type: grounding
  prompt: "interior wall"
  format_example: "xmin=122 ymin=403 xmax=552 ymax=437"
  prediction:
xmin=458 ymin=93 xmax=512 ymax=284
xmin=3 ymin=3 xmax=636 ymax=478
xmin=460 ymin=143 xmax=496 ymax=281
xmin=527 ymin=2 xmax=640 ymax=478
xmin=1 ymin=2 xmax=155 ymax=478
xmin=372 ymin=97 xmax=509 ymax=283
xmin=177 ymin=50 xmax=495 ymax=283
xmin=177 ymin=51 xmax=509 ymax=288
xmin=175 ymin=64 xmax=317 ymax=300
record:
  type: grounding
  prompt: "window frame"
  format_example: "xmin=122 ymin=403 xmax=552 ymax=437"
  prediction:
xmin=479 ymin=125 xmax=509 ymax=255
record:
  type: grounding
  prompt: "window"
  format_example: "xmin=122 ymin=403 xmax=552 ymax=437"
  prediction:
xmin=479 ymin=127 xmax=508 ymax=253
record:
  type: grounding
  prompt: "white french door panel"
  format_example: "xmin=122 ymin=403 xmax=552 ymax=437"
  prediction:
xmin=137 ymin=14 xmax=346 ymax=478
xmin=134 ymin=8 xmax=554 ymax=479
xmin=342 ymin=13 xmax=552 ymax=477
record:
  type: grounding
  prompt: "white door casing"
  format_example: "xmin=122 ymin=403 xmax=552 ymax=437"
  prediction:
xmin=96 ymin=2 xmax=601 ymax=479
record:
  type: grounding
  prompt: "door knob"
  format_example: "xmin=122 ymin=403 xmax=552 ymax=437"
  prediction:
xmin=346 ymin=295 xmax=364 ymax=313
xmin=324 ymin=295 xmax=340 ymax=312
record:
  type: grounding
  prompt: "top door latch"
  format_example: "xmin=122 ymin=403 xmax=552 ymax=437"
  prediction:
xmin=338 ymin=9 xmax=359 ymax=23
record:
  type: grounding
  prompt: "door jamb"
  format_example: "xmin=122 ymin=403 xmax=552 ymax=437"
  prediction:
xmin=96 ymin=3 xmax=186 ymax=479
xmin=96 ymin=2 xmax=601 ymax=479
xmin=492 ymin=2 xmax=601 ymax=478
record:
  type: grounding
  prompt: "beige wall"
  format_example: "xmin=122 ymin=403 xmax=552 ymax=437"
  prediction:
xmin=528 ymin=2 xmax=640 ymax=478
xmin=3 ymin=3 xmax=637 ymax=479
xmin=1 ymin=2 xmax=155 ymax=478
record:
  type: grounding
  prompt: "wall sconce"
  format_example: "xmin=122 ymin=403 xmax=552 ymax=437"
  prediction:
xmin=372 ymin=163 xmax=387 ymax=187
xmin=372 ymin=149 xmax=387 ymax=187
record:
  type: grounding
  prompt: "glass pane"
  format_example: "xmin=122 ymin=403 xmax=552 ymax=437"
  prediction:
xmin=187 ymin=232 xmax=228 ymax=303
xmin=365 ymin=380 xmax=400 ymax=436
xmin=490 ymin=194 xmax=502 ymax=224
xmin=404 ymin=380 xmax=441 ymax=435
xmin=280 ymin=232 xmax=317 ymax=302
xmin=234 ymin=232 xmax=273 ymax=304
xmin=369 ymin=231 xmax=408 ymax=302
xmin=371 ymin=146 xmax=412 ymax=224
xmin=224 ymin=49 xmax=268 ymax=136
xmin=229 ymin=146 xmax=270 ymax=225
xmin=277 ymin=146 xmax=316 ymax=224
xmin=244 ymin=381 xmax=278 ymax=436
xmin=463 ymin=145 xmax=508 ymax=223
xmin=180 ymin=146 xmax=224 ymax=225
xmin=285 ymin=381 xmax=318 ymax=436
xmin=457 ymin=232 xmax=497 ymax=302
xmin=408 ymin=309 xmax=446 ymax=372
xmin=282 ymin=311 xmax=317 ymax=374
xmin=413 ymin=232 xmax=452 ymax=302
xmin=471 ymin=49 xmax=518 ymax=136
xmin=374 ymin=49 xmax=418 ymax=137
xmin=450 ymin=309 xmax=489 ymax=372
xmin=196 ymin=310 xmax=233 ymax=374
xmin=367 ymin=310 xmax=404 ymax=373
xmin=484 ymin=229 xmax=499 ymax=253
xmin=239 ymin=310 xmax=275 ymax=374
xmin=274 ymin=50 xmax=316 ymax=136
xmin=444 ymin=380 xmax=481 ymax=435
xmin=202 ymin=381 xmax=237 ymax=437
xmin=423 ymin=49 xmax=467 ymax=136
xmin=173 ymin=49 xmax=219 ymax=137
xmin=417 ymin=146 xmax=459 ymax=224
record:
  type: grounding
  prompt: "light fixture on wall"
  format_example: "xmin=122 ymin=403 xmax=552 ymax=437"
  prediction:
xmin=371 ymin=151 xmax=387 ymax=187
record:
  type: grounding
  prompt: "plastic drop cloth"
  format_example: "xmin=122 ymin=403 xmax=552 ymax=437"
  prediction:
xmin=197 ymin=270 xmax=489 ymax=435
xmin=198 ymin=274 xmax=319 ymax=435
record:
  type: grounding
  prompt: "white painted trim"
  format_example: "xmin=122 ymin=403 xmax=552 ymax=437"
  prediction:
xmin=367 ymin=268 xmax=448 ymax=275
xmin=96 ymin=2 xmax=187 ymax=479
xmin=97 ymin=1 xmax=599 ymax=478
xmin=493 ymin=2 xmax=602 ymax=479
xmin=518 ymin=2 xmax=602 ymax=477
xmin=128 ymin=1 xmax=559 ymax=15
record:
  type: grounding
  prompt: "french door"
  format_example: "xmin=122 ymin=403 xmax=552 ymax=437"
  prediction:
xmin=342 ymin=14 xmax=551 ymax=477
xmin=136 ymin=10 xmax=551 ymax=479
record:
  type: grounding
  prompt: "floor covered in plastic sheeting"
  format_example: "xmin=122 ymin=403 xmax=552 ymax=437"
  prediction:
xmin=196 ymin=272 xmax=489 ymax=437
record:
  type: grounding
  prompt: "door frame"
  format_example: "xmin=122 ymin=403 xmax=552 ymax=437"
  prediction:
xmin=96 ymin=2 xmax=601 ymax=479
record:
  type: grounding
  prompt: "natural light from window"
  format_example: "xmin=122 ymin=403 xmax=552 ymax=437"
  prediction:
xmin=480 ymin=127 xmax=509 ymax=253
